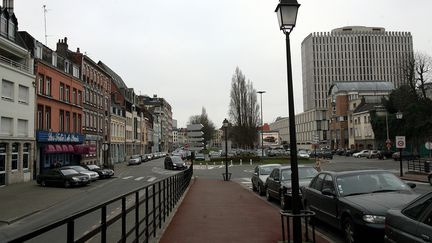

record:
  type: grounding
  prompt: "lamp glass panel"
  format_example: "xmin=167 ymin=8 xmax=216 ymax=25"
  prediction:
xmin=279 ymin=5 xmax=298 ymax=28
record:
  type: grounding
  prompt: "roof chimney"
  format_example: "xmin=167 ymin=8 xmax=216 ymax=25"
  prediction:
xmin=56 ymin=37 xmax=69 ymax=56
xmin=3 ymin=0 xmax=14 ymax=14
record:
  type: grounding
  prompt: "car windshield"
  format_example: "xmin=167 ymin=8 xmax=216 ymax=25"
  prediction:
xmin=171 ymin=156 xmax=184 ymax=163
xmin=60 ymin=169 xmax=79 ymax=175
xmin=336 ymin=172 xmax=411 ymax=197
xmin=87 ymin=165 xmax=100 ymax=170
xmin=132 ymin=155 xmax=140 ymax=159
xmin=259 ymin=166 xmax=279 ymax=175
xmin=69 ymin=166 xmax=85 ymax=172
xmin=281 ymin=167 xmax=318 ymax=181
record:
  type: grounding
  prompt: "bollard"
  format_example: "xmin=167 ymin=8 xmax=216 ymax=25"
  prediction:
xmin=206 ymin=163 xmax=208 ymax=169
xmin=240 ymin=159 xmax=242 ymax=165
xmin=250 ymin=159 xmax=252 ymax=165
xmin=230 ymin=160 xmax=233 ymax=166
xmin=221 ymin=161 xmax=224 ymax=165
xmin=213 ymin=162 xmax=215 ymax=165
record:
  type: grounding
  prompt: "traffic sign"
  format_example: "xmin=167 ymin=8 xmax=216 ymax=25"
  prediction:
xmin=188 ymin=137 xmax=204 ymax=142
xmin=395 ymin=136 xmax=406 ymax=149
xmin=187 ymin=131 xmax=204 ymax=137
xmin=187 ymin=124 xmax=204 ymax=131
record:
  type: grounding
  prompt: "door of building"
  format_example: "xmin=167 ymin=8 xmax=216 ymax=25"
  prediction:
xmin=0 ymin=144 xmax=6 ymax=186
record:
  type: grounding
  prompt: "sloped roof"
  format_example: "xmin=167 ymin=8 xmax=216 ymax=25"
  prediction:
xmin=329 ymin=81 xmax=394 ymax=96
xmin=98 ymin=61 xmax=127 ymax=89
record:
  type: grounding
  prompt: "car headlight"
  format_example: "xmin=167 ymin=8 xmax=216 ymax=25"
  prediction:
xmin=362 ymin=215 xmax=385 ymax=224
xmin=72 ymin=177 xmax=79 ymax=181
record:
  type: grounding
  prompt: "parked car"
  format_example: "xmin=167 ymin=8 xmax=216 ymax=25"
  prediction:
xmin=251 ymin=164 xmax=281 ymax=196
xmin=82 ymin=164 xmax=114 ymax=179
xmin=61 ymin=165 xmax=99 ymax=181
xmin=367 ymin=150 xmax=380 ymax=159
xmin=302 ymin=170 xmax=418 ymax=243
xmin=429 ymin=173 xmax=432 ymax=186
xmin=392 ymin=151 xmax=420 ymax=161
xmin=37 ymin=168 xmax=90 ymax=188
xmin=385 ymin=191 xmax=432 ymax=243
xmin=344 ymin=149 xmax=360 ymax=157
xmin=353 ymin=150 xmax=370 ymax=158
xmin=320 ymin=150 xmax=333 ymax=159
xmin=164 ymin=156 xmax=187 ymax=170
xmin=265 ymin=165 xmax=318 ymax=209
xmin=195 ymin=152 xmax=205 ymax=161
xmin=298 ymin=150 xmax=310 ymax=159
xmin=128 ymin=155 xmax=142 ymax=165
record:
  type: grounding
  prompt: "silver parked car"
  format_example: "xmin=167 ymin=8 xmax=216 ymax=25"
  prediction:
xmin=251 ymin=164 xmax=281 ymax=196
xmin=61 ymin=165 xmax=99 ymax=182
xmin=128 ymin=155 xmax=141 ymax=165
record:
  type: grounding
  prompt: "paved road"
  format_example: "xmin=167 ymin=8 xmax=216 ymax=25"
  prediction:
xmin=0 ymin=158 xmax=180 ymax=242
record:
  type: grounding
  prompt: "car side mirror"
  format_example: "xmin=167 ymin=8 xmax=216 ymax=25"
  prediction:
xmin=406 ymin=182 xmax=416 ymax=189
xmin=322 ymin=188 xmax=336 ymax=197
xmin=254 ymin=172 xmax=258 ymax=176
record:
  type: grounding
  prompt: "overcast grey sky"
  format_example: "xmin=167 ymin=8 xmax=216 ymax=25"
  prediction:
xmin=14 ymin=0 xmax=432 ymax=128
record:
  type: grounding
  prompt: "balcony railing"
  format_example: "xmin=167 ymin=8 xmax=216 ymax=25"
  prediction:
xmin=0 ymin=55 xmax=30 ymax=73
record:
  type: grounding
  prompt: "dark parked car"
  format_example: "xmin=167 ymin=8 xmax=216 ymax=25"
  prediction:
xmin=37 ymin=168 xmax=90 ymax=188
xmin=251 ymin=164 xmax=281 ymax=196
xmin=392 ymin=151 xmax=420 ymax=161
xmin=82 ymin=164 xmax=114 ymax=179
xmin=429 ymin=173 xmax=432 ymax=186
xmin=302 ymin=170 xmax=418 ymax=243
xmin=385 ymin=191 xmax=432 ymax=243
xmin=265 ymin=165 xmax=318 ymax=209
xmin=344 ymin=149 xmax=360 ymax=157
xmin=164 ymin=156 xmax=187 ymax=170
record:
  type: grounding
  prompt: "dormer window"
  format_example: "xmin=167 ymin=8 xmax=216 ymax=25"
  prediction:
xmin=8 ymin=20 xmax=14 ymax=41
xmin=64 ymin=61 xmax=69 ymax=73
xmin=0 ymin=15 xmax=6 ymax=37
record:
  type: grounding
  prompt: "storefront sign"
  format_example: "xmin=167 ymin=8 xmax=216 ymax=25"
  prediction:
xmin=37 ymin=131 xmax=84 ymax=143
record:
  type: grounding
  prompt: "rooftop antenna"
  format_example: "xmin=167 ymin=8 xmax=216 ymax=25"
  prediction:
xmin=43 ymin=5 xmax=48 ymax=45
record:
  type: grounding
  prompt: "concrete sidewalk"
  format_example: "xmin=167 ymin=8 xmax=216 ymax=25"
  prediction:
xmin=159 ymin=178 xmax=330 ymax=243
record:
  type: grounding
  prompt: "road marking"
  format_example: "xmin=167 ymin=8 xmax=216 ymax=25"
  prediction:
xmin=122 ymin=176 xmax=133 ymax=180
xmin=135 ymin=177 xmax=145 ymax=181
xmin=147 ymin=177 xmax=157 ymax=182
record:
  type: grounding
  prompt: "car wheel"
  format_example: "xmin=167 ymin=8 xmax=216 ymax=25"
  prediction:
xmin=64 ymin=181 xmax=71 ymax=188
xmin=280 ymin=194 xmax=288 ymax=210
xmin=252 ymin=182 xmax=257 ymax=192
xmin=429 ymin=176 xmax=432 ymax=186
xmin=258 ymin=184 xmax=265 ymax=196
xmin=41 ymin=180 xmax=46 ymax=187
xmin=343 ymin=217 xmax=356 ymax=243
xmin=303 ymin=202 xmax=316 ymax=225
xmin=266 ymin=188 xmax=272 ymax=201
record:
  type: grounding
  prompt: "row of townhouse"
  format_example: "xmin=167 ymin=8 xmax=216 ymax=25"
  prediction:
xmin=0 ymin=2 xmax=172 ymax=186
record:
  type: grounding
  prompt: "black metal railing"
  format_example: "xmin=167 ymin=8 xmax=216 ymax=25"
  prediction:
xmin=8 ymin=166 xmax=193 ymax=243
xmin=408 ymin=159 xmax=431 ymax=173
xmin=280 ymin=210 xmax=316 ymax=243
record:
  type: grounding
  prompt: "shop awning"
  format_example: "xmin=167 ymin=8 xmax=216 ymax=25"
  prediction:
xmin=74 ymin=145 xmax=89 ymax=154
xmin=67 ymin=145 xmax=75 ymax=153
xmin=55 ymin=145 xmax=63 ymax=152
xmin=62 ymin=145 xmax=69 ymax=152
xmin=44 ymin=145 xmax=57 ymax=154
xmin=89 ymin=145 xmax=97 ymax=155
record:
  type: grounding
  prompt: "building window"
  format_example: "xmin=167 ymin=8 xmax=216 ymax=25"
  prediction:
xmin=45 ymin=107 xmax=51 ymax=130
xmin=72 ymin=89 xmax=76 ymax=104
xmin=11 ymin=143 xmax=18 ymax=170
xmin=60 ymin=83 xmax=64 ymax=101
xmin=23 ymin=143 xmax=29 ymax=170
xmin=0 ymin=117 xmax=13 ymax=135
xmin=37 ymin=105 xmax=43 ymax=130
xmin=17 ymin=119 xmax=28 ymax=137
xmin=18 ymin=85 xmax=29 ymax=104
xmin=38 ymin=74 xmax=44 ymax=94
xmin=65 ymin=112 xmax=70 ymax=132
xmin=72 ymin=113 xmax=77 ymax=133
xmin=64 ymin=61 xmax=70 ymax=73
xmin=45 ymin=77 xmax=51 ymax=96
xmin=0 ymin=15 xmax=6 ymax=36
xmin=78 ymin=114 xmax=82 ymax=133
xmin=65 ymin=86 xmax=70 ymax=103
xmin=1 ymin=79 xmax=14 ymax=101
xmin=60 ymin=110 xmax=64 ymax=132
xmin=78 ymin=91 xmax=82 ymax=106
xmin=73 ymin=65 xmax=79 ymax=78
xmin=0 ymin=144 xmax=6 ymax=179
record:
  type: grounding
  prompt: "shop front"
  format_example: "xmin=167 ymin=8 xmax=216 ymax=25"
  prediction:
xmin=36 ymin=131 xmax=86 ymax=173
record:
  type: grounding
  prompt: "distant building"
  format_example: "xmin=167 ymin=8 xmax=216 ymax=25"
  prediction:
xmin=328 ymin=81 xmax=394 ymax=149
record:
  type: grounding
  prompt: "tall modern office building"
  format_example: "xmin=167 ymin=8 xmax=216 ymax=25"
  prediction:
xmin=302 ymin=26 xmax=413 ymax=111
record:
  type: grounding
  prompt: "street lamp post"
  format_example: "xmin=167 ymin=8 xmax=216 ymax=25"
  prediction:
xmin=396 ymin=111 xmax=403 ymax=177
xmin=257 ymin=91 xmax=266 ymax=157
xmin=275 ymin=0 xmax=301 ymax=242
xmin=223 ymin=118 xmax=230 ymax=181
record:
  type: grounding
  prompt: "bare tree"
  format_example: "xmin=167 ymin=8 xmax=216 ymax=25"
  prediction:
xmin=403 ymin=52 xmax=432 ymax=99
xmin=228 ymin=67 xmax=260 ymax=148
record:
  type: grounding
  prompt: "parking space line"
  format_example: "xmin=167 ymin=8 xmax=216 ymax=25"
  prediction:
xmin=134 ymin=177 xmax=144 ymax=181
xmin=122 ymin=176 xmax=133 ymax=180
xmin=147 ymin=177 xmax=156 ymax=182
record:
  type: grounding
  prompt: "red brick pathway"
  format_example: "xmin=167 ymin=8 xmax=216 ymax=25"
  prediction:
xmin=160 ymin=178 xmax=330 ymax=243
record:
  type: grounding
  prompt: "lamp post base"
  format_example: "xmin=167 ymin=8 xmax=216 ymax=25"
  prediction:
xmin=222 ymin=173 xmax=232 ymax=181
